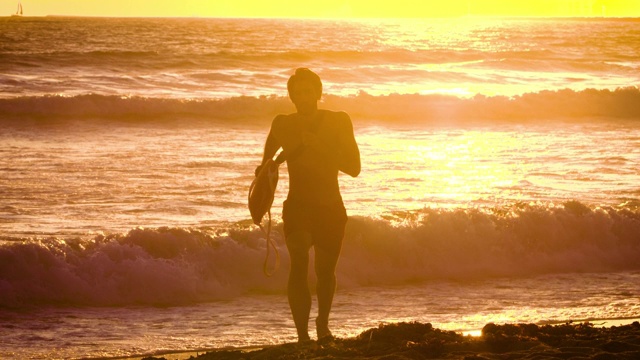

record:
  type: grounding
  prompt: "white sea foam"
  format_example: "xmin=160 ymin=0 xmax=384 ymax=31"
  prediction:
xmin=1 ymin=203 xmax=639 ymax=307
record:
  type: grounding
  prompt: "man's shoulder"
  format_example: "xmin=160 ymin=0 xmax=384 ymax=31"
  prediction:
xmin=273 ymin=113 xmax=293 ymax=121
xmin=321 ymin=110 xmax=352 ymax=130
xmin=321 ymin=109 xmax=349 ymax=119
xmin=272 ymin=113 xmax=295 ymax=128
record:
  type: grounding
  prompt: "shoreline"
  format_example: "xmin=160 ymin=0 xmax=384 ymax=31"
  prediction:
xmin=114 ymin=318 xmax=640 ymax=360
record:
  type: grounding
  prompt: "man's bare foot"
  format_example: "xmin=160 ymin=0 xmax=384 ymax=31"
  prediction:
xmin=295 ymin=337 xmax=317 ymax=351
xmin=316 ymin=317 xmax=334 ymax=344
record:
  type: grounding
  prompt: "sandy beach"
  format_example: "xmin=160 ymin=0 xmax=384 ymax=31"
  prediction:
xmin=138 ymin=320 xmax=640 ymax=360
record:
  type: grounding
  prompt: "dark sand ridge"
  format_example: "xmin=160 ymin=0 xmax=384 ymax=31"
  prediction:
xmin=139 ymin=320 xmax=640 ymax=360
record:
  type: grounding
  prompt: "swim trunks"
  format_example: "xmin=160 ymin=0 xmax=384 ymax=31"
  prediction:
xmin=282 ymin=199 xmax=347 ymax=255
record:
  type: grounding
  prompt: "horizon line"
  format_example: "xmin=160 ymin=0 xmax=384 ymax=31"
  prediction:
xmin=4 ymin=14 xmax=640 ymax=20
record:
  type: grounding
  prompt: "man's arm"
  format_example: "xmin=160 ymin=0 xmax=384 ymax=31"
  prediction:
xmin=256 ymin=116 xmax=283 ymax=175
xmin=336 ymin=112 xmax=361 ymax=177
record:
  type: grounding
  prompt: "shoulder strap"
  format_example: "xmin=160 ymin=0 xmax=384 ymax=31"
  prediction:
xmin=274 ymin=111 xmax=325 ymax=165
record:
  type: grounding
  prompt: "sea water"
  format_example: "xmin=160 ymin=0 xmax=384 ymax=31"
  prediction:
xmin=1 ymin=17 xmax=639 ymax=359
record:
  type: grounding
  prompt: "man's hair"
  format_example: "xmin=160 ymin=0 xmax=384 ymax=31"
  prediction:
xmin=287 ymin=68 xmax=322 ymax=100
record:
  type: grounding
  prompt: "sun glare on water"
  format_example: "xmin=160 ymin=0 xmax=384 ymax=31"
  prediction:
xmin=341 ymin=128 xmax=535 ymax=215
xmin=343 ymin=119 xmax=629 ymax=217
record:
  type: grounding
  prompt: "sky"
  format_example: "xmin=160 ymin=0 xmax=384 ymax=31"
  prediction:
xmin=5 ymin=0 xmax=640 ymax=18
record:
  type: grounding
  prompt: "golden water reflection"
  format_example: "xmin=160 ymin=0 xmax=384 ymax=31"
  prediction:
xmin=339 ymin=123 xmax=639 ymax=216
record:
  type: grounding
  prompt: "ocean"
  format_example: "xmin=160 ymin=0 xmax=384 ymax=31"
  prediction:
xmin=1 ymin=16 xmax=639 ymax=359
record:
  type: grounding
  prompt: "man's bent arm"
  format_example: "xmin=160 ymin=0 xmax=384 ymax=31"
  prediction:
xmin=336 ymin=112 xmax=361 ymax=177
xmin=260 ymin=116 xmax=283 ymax=166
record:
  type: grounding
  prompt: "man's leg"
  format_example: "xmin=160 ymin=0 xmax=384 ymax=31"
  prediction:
xmin=314 ymin=246 xmax=340 ymax=340
xmin=286 ymin=231 xmax=313 ymax=342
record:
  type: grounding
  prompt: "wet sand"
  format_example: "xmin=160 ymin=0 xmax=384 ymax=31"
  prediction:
xmin=140 ymin=320 xmax=640 ymax=360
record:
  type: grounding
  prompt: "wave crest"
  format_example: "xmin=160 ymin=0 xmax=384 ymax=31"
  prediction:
xmin=1 ymin=87 xmax=639 ymax=123
xmin=341 ymin=201 xmax=640 ymax=286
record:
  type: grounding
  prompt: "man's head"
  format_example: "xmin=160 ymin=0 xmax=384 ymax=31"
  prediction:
xmin=287 ymin=68 xmax=322 ymax=115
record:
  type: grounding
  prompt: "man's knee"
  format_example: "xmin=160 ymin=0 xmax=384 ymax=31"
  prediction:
xmin=314 ymin=253 xmax=338 ymax=282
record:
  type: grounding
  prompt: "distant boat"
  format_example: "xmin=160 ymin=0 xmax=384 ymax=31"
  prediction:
xmin=11 ymin=2 xmax=23 ymax=17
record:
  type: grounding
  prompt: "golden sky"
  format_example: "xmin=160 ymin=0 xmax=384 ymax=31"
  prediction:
xmin=6 ymin=0 xmax=640 ymax=18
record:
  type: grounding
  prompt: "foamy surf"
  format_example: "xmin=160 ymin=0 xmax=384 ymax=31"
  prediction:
xmin=1 ymin=202 xmax=638 ymax=307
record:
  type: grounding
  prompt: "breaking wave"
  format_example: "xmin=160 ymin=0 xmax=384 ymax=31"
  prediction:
xmin=1 ymin=201 xmax=639 ymax=307
xmin=1 ymin=87 xmax=639 ymax=124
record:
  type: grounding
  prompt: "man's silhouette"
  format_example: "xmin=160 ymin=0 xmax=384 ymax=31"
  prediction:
xmin=257 ymin=68 xmax=360 ymax=343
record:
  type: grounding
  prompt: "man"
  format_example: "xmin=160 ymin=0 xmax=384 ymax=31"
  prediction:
xmin=257 ymin=68 xmax=360 ymax=343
